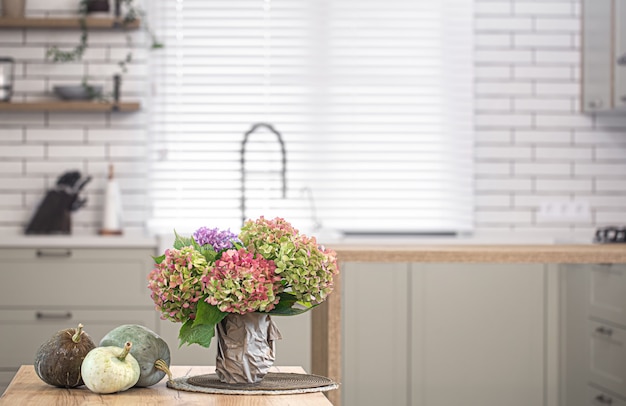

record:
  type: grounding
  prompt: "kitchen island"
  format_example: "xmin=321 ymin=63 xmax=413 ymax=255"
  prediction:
xmin=313 ymin=242 xmax=626 ymax=406
xmin=0 ymin=365 xmax=333 ymax=405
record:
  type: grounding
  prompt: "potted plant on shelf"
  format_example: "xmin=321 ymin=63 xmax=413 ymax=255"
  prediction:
xmin=47 ymin=0 xmax=162 ymax=103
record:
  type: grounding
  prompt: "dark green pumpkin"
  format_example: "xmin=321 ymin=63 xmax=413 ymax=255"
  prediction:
xmin=34 ymin=323 xmax=96 ymax=388
xmin=99 ymin=324 xmax=171 ymax=387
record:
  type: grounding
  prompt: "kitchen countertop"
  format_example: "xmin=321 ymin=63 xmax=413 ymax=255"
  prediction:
xmin=1 ymin=234 xmax=624 ymax=263
xmin=0 ymin=234 xmax=158 ymax=249
xmin=327 ymin=243 xmax=626 ymax=263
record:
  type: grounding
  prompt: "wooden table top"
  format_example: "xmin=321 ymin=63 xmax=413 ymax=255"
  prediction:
xmin=0 ymin=366 xmax=334 ymax=406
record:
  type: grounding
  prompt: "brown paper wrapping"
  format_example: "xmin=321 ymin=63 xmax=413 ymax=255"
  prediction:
xmin=215 ymin=312 xmax=282 ymax=384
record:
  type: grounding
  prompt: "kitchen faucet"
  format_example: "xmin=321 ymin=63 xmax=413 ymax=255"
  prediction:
xmin=240 ymin=123 xmax=287 ymax=226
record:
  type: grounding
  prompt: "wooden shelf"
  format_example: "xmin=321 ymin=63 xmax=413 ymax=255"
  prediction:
xmin=0 ymin=17 xmax=140 ymax=29
xmin=0 ymin=101 xmax=140 ymax=112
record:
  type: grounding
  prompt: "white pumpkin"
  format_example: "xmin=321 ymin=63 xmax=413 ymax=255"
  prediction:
xmin=81 ymin=342 xmax=140 ymax=394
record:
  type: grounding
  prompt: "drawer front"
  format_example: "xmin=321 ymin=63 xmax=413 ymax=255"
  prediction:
xmin=589 ymin=265 xmax=626 ymax=328
xmin=0 ymin=309 xmax=158 ymax=369
xmin=589 ymin=320 xmax=626 ymax=397
xmin=588 ymin=385 xmax=626 ymax=406
xmin=0 ymin=248 xmax=155 ymax=308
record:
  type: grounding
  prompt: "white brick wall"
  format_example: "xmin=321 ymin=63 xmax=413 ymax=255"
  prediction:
xmin=475 ymin=0 xmax=626 ymax=238
xmin=0 ymin=1 xmax=149 ymax=234
xmin=0 ymin=0 xmax=624 ymax=239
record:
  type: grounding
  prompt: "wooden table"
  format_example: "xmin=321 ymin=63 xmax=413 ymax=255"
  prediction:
xmin=0 ymin=365 xmax=334 ymax=405
xmin=310 ymin=243 xmax=626 ymax=406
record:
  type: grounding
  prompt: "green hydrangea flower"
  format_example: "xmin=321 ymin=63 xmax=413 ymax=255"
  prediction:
xmin=240 ymin=217 xmax=339 ymax=306
xmin=148 ymin=246 xmax=212 ymax=323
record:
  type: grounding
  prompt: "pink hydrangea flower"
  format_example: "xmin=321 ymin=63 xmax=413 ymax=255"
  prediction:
xmin=201 ymin=248 xmax=282 ymax=314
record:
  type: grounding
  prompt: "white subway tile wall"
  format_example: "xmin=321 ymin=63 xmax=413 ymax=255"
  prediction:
xmin=475 ymin=0 xmax=626 ymax=237
xmin=0 ymin=1 xmax=148 ymax=234
xmin=0 ymin=0 xmax=624 ymax=238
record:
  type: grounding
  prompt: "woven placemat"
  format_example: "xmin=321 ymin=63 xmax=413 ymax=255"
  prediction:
xmin=167 ymin=372 xmax=339 ymax=395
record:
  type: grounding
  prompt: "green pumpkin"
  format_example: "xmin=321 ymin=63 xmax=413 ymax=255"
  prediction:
xmin=99 ymin=324 xmax=171 ymax=387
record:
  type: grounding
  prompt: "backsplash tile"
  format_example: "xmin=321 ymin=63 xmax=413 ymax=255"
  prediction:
xmin=0 ymin=0 xmax=624 ymax=239
xmin=0 ymin=1 xmax=148 ymax=233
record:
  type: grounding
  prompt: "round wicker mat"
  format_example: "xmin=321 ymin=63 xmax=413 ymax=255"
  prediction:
xmin=167 ymin=372 xmax=339 ymax=395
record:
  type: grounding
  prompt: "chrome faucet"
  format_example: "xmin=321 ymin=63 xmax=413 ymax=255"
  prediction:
xmin=240 ymin=123 xmax=287 ymax=226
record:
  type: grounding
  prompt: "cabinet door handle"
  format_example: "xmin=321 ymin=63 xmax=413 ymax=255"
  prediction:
xmin=596 ymin=326 xmax=614 ymax=336
xmin=618 ymin=53 xmax=626 ymax=66
xmin=36 ymin=311 xmax=72 ymax=320
xmin=595 ymin=394 xmax=613 ymax=404
xmin=36 ymin=249 xmax=72 ymax=258
xmin=588 ymin=99 xmax=604 ymax=109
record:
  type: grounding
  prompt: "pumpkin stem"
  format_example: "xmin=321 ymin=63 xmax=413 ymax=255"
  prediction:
xmin=72 ymin=323 xmax=84 ymax=343
xmin=118 ymin=341 xmax=132 ymax=361
xmin=154 ymin=359 xmax=173 ymax=382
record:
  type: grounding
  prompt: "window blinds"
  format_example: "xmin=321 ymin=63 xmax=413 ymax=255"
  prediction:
xmin=148 ymin=0 xmax=474 ymax=235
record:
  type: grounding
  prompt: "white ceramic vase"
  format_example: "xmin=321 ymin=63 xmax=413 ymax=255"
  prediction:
xmin=1 ymin=0 xmax=26 ymax=18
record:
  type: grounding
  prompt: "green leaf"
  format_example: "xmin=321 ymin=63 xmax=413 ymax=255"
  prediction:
xmin=205 ymin=250 xmax=219 ymax=263
xmin=178 ymin=319 xmax=216 ymax=348
xmin=193 ymin=299 xmax=227 ymax=328
xmin=152 ymin=254 xmax=166 ymax=264
xmin=173 ymin=230 xmax=194 ymax=249
xmin=192 ymin=240 xmax=219 ymax=264
xmin=178 ymin=300 xmax=227 ymax=348
xmin=268 ymin=292 xmax=317 ymax=316
xmin=272 ymin=292 xmax=298 ymax=310
xmin=232 ymin=241 xmax=244 ymax=250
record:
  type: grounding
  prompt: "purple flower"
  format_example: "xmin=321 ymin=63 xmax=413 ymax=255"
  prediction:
xmin=193 ymin=226 xmax=238 ymax=251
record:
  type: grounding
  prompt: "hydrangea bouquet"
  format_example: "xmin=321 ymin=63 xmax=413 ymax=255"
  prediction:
xmin=148 ymin=217 xmax=339 ymax=348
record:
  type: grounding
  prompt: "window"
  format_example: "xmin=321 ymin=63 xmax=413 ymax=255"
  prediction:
xmin=148 ymin=0 xmax=474 ymax=235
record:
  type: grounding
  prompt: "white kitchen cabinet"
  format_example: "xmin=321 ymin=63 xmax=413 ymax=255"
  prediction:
xmin=582 ymin=0 xmax=626 ymax=112
xmin=588 ymin=319 xmax=626 ymax=396
xmin=562 ymin=264 xmax=626 ymax=406
xmin=342 ymin=262 xmax=551 ymax=406
xmin=588 ymin=264 xmax=626 ymax=327
xmin=0 ymin=247 xmax=158 ymax=394
xmin=413 ymin=264 xmax=547 ymax=406
xmin=589 ymin=385 xmax=626 ymax=406
xmin=342 ymin=262 xmax=410 ymax=406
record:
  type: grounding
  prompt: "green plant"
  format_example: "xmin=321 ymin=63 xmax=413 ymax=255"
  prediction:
xmin=119 ymin=0 xmax=163 ymax=50
xmin=46 ymin=0 xmax=162 ymax=100
xmin=47 ymin=0 xmax=161 ymax=62
xmin=45 ymin=1 xmax=89 ymax=62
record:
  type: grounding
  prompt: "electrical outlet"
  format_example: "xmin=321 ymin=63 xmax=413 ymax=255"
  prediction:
xmin=537 ymin=200 xmax=591 ymax=223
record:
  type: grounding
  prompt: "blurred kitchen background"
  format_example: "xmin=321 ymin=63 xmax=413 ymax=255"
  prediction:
xmin=1 ymin=0 xmax=626 ymax=405
xmin=0 ymin=0 xmax=624 ymax=241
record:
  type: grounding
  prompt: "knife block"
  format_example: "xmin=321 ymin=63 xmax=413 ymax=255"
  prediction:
xmin=25 ymin=190 xmax=73 ymax=234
